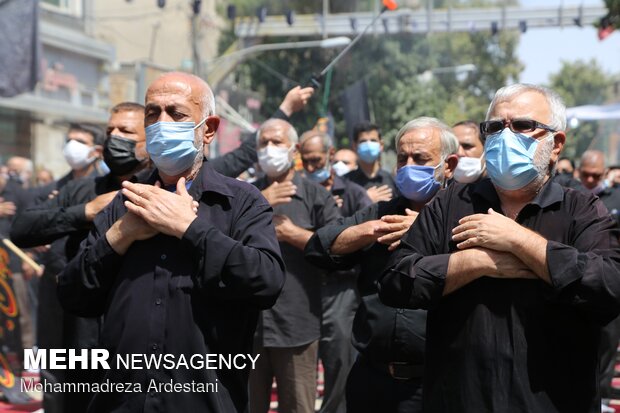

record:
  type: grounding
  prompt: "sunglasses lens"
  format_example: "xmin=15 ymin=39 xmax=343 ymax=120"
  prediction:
xmin=485 ymin=121 xmax=503 ymax=134
xmin=511 ymin=120 xmax=535 ymax=132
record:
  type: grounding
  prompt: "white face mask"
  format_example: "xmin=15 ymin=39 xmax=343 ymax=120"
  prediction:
xmin=258 ymin=145 xmax=294 ymax=178
xmin=453 ymin=156 xmax=484 ymax=184
xmin=331 ymin=161 xmax=351 ymax=177
xmin=63 ymin=140 xmax=97 ymax=171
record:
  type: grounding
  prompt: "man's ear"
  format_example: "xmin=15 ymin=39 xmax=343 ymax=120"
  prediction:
xmin=328 ymin=146 xmax=336 ymax=162
xmin=550 ymin=131 xmax=566 ymax=162
xmin=92 ymin=145 xmax=103 ymax=159
xmin=443 ymin=154 xmax=459 ymax=180
xmin=202 ymin=116 xmax=220 ymax=145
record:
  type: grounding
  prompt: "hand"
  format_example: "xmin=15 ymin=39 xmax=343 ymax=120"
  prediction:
xmin=21 ymin=252 xmax=44 ymax=280
xmin=366 ymin=185 xmax=392 ymax=203
xmin=48 ymin=190 xmax=59 ymax=200
xmin=278 ymin=86 xmax=315 ymax=117
xmin=106 ymin=210 xmax=159 ymax=255
xmin=451 ymin=208 xmax=528 ymax=252
xmin=333 ymin=195 xmax=343 ymax=208
xmin=261 ymin=181 xmax=297 ymax=207
xmin=85 ymin=191 xmax=118 ymax=221
xmin=377 ymin=208 xmax=419 ymax=251
xmin=121 ymin=178 xmax=199 ymax=239
xmin=481 ymin=248 xmax=537 ymax=279
xmin=273 ymin=214 xmax=299 ymax=242
xmin=0 ymin=199 xmax=16 ymax=218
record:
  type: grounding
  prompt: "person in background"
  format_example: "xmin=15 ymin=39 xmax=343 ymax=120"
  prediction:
xmin=332 ymin=148 xmax=359 ymax=177
xmin=379 ymin=84 xmax=620 ymax=413
xmin=452 ymin=120 xmax=485 ymax=184
xmin=5 ymin=157 xmax=34 ymax=189
xmin=35 ymin=167 xmax=54 ymax=187
xmin=345 ymin=121 xmax=396 ymax=203
xmin=250 ymin=119 xmax=341 ymax=413
xmin=208 ymin=85 xmax=314 ymax=179
xmin=305 ymin=117 xmax=459 ymax=413
xmin=298 ymin=130 xmax=371 ymax=413
xmin=553 ymin=156 xmax=583 ymax=191
xmin=11 ymin=102 xmax=151 ymax=413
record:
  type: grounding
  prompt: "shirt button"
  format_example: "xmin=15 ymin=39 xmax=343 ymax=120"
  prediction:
xmin=152 ymin=344 xmax=159 ymax=351
xmin=155 ymin=298 xmax=162 ymax=305
xmin=160 ymin=254 xmax=167 ymax=260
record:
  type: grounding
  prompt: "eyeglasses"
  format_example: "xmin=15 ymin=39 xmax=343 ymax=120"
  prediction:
xmin=479 ymin=118 xmax=556 ymax=137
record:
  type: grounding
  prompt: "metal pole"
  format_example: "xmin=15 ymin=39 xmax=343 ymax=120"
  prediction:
xmin=322 ymin=0 xmax=329 ymax=39
xmin=191 ymin=13 xmax=200 ymax=75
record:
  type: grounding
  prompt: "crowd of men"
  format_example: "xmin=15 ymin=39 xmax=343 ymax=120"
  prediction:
xmin=0 ymin=73 xmax=619 ymax=413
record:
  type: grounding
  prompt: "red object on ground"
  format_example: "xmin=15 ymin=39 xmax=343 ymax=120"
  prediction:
xmin=382 ymin=0 xmax=398 ymax=10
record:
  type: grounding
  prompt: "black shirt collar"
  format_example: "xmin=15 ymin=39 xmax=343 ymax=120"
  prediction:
xmin=473 ymin=177 xmax=564 ymax=210
xmin=146 ymin=160 xmax=234 ymax=199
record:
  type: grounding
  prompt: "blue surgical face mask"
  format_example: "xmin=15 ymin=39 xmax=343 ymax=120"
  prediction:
xmin=357 ymin=141 xmax=381 ymax=163
xmin=395 ymin=161 xmax=443 ymax=203
xmin=307 ymin=164 xmax=331 ymax=183
xmin=146 ymin=118 xmax=206 ymax=176
xmin=484 ymin=128 xmax=554 ymax=191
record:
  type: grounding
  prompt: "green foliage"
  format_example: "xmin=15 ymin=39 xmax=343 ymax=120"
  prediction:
xmin=218 ymin=1 xmax=524 ymax=150
xmin=548 ymin=59 xmax=614 ymax=159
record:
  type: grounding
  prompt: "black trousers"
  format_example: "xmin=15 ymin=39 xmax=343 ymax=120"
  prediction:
xmin=345 ymin=356 xmax=423 ymax=413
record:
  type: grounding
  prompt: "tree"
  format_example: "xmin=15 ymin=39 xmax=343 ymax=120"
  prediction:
xmin=217 ymin=0 xmax=524 ymax=156
xmin=549 ymin=59 xmax=614 ymax=159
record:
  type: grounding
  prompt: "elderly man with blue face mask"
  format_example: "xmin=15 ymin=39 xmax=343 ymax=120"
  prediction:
xmin=58 ymin=72 xmax=285 ymax=413
xmin=304 ymin=117 xmax=458 ymax=413
xmin=379 ymin=84 xmax=620 ymax=413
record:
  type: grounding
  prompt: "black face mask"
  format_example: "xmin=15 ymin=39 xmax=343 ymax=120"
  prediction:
xmin=103 ymin=135 xmax=142 ymax=176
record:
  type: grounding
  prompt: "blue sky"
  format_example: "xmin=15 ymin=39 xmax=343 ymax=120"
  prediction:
xmin=517 ymin=0 xmax=620 ymax=85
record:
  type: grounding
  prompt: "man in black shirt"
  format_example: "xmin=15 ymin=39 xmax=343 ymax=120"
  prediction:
xmin=379 ymin=84 xmax=620 ymax=413
xmin=305 ymin=117 xmax=459 ymax=413
xmin=298 ymin=130 xmax=371 ymax=413
xmin=57 ymin=72 xmax=285 ymax=413
xmin=11 ymin=102 xmax=151 ymax=413
xmin=250 ymin=119 xmax=341 ymax=413
xmin=344 ymin=121 xmax=396 ymax=203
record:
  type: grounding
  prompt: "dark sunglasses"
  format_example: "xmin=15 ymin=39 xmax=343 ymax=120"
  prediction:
xmin=480 ymin=118 xmax=556 ymax=137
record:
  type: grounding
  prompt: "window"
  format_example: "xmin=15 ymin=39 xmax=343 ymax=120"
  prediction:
xmin=41 ymin=0 xmax=82 ymax=17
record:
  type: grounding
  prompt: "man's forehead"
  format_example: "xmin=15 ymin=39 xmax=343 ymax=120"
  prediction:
xmin=490 ymin=91 xmax=551 ymax=122
xmin=399 ymin=128 xmax=441 ymax=150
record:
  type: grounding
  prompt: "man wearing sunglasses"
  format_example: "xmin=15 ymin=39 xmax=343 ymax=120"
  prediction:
xmin=379 ymin=84 xmax=620 ymax=413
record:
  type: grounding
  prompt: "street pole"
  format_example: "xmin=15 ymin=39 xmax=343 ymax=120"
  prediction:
xmin=191 ymin=10 xmax=200 ymax=75
xmin=322 ymin=0 xmax=329 ymax=39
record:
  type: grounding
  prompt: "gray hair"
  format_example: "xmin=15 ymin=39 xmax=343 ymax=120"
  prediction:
xmin=256 ymin=118 xmax=299 ymax=144
xmin=395 ymin=116 xmax=460 ymax=159
xmin=202 ymin=87 xmax=216 ymax=117
xmin=486 ymin=83 xmax=566 ymax=131
xmin=299 ymin=131 xmax=333 ymax=153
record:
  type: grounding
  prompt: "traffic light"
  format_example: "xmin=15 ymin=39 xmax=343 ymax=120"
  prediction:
xmin=285 ymin=10 xmax=294 ymax=26
xmin=157 ymin=0 xmax=165 ymax=8
xmin=257 ymin=6 xmax=267 ymax=23
xmin=227 ymin=5 xmax=236 ymax=21
xmin=192 ymin=0 xmax=201 ymax=15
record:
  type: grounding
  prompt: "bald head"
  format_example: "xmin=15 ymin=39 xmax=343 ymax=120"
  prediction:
xmin=146 ymin=72 xmax=215 ymax=119
xmin=580 ymin=150 xmax=606 ymax=190
xmin=7 ymin=156 xmax=33 ymax=187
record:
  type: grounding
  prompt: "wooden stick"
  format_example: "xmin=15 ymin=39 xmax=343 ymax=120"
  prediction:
xmin=2 ymin=239 xmax=43 ymax=274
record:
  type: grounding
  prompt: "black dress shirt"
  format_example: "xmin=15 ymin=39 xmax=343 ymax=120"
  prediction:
xmin=344 ymin=167 xmax=397 ymax=193
xmin=304 ymin=196 xmax=427 ymax=364
xmin=58 ymin=161 xmax=285 ymax=413
xmin=254 ymin=172 xmax=341 ymax=347
xmin=331 ymin=175 xmax=372 ymax=218
xmin=379 ymin=178 xmax=620 ymax=413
